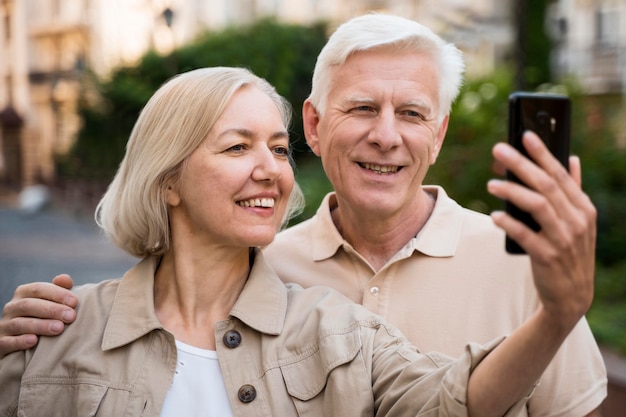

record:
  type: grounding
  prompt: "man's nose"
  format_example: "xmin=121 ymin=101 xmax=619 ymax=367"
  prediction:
xmin=367 ymin=110 xmax=402 ymax=151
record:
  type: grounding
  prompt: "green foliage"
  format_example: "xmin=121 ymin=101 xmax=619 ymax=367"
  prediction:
xmin=522 ymin=0 xmax=553 ymax=88
xmin=55 ymin=18 xmax=329 ymax=179
xmin=291 ymin=157 xmax=332 ymax=226
xmin=588 ymin=262 xmax=626 ymax=354
xmin=509 ymin=0 xmax=553 ymax=90
xmin=425 ymin=69 xmax=513 ymax=214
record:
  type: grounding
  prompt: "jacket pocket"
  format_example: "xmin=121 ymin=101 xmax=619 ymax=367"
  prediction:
xmin=18 ymin=383 xmax=130 ymax=417
xmin=280 ymin=331 xmax=374 ymax=417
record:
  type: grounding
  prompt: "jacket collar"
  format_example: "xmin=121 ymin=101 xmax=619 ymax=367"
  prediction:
xmin=310 ymin=186 xmax=463 ymax=262
xmin=102 ymin=250 xmax=288 ymax=350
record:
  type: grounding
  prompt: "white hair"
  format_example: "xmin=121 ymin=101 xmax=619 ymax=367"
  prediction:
xmin=309 ymin=13 xmax=465 ymax=122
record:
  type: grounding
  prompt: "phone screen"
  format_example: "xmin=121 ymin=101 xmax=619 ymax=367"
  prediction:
xmin=506 ymin=92 xmax=571 ymax=254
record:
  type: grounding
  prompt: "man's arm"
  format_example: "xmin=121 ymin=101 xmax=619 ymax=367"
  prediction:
xmin=466 ymin=131 xmax=598 ymax=416
xmin=0 ymin=275 xmax=77 ymax=358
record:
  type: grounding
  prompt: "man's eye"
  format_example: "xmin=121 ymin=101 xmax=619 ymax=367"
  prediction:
xmin=354 ymin=106 xmax=374 ymax=112
xmin=402 ymin=110 xmax=426 ymax=120
xmin=273 ymin=146 xmax=290 ymax=157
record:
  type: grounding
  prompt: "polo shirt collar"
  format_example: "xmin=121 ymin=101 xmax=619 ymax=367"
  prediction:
xmin=412 ymin=185 xmax=463 ymax=257
xmin=102 ymin=250 xmax=288 ymax=351
xmin=310 ymin=192 xmax=346 ymax=261
xmin=310 ymin=186 xmax=463 ymax=262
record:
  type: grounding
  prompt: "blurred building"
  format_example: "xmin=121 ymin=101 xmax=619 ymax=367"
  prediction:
xmin=548 ymin=0 xmax=626 ymax=148
xmin=550 ymin=0 xmax=626 ymax=95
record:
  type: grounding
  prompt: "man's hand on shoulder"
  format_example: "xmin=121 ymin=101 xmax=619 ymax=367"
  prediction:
xmin=0 ymin=274 xmax=77 ymax=358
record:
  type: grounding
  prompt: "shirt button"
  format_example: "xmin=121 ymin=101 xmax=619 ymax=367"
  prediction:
xmin=223 ymin=330 xmax=242 ymax=348
xmin=238 ymin=384 xmax=257 ymax=403
xmin=370 ymin=286 xmax=379 ymax=296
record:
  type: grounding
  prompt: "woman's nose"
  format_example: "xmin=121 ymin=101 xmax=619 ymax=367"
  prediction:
xmin=252 ymin=147 xmax=281 ymax=182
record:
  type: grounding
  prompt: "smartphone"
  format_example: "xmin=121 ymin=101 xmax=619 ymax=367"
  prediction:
xmin=505 ymin=92 xmax=571 ymax=254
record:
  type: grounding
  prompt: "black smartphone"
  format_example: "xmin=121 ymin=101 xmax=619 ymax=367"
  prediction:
xmin=505 ymin=92 xmax=571 ymax=254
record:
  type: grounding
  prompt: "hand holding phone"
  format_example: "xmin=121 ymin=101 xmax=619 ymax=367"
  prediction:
xmin=505 ymin=92 xmax=571 ymax=254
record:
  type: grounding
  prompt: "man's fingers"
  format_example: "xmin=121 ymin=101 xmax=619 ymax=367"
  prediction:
xmin=2 ymin=316 xmax=66 ymax=336
xmin=13 ymin=280 xmax=78 ymax=309
xmin=2 ymin=297 xmax=77 ymax=324
xmin=0 ymin=334 xmax=39 ymax=359
xmin=51 ymin=274 xmax=75 ymax=292
xmin=568 ymin=155 xmax=582 ymax=187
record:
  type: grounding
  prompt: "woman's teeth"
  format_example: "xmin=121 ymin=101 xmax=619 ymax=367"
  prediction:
xmin=237 ymin=198 xmax=275 ymax=207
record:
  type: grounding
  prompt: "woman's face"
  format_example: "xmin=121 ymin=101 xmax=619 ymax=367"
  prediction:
xmin=167 ymin=85 xmax=294 ymax=249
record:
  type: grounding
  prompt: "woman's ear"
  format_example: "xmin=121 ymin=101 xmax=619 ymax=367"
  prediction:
xmin=302 ymin=99 xmax=322 ymax=156
xmin=165 ymin=183 xmax=181 ymax=207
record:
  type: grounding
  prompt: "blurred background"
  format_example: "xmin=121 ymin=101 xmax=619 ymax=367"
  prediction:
xmin=0 ymin=0 xmax=625 ymax=413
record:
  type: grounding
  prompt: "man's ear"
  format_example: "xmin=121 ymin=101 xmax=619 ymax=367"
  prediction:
xmin=430 ymin=114 xmax=449 ymax=165
xmin=302 ymin=99 xmax=322 ymax=157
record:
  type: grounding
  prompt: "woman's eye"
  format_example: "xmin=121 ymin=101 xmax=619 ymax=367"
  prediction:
xmin=227 ymin=144 xmax=246 ymax=152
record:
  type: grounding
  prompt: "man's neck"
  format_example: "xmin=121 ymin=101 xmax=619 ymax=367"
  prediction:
xmin=331 ymin=189 xmax=436 ymax=271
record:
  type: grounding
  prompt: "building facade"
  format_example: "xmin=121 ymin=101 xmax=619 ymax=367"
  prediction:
xmin=550 ymin=0 xmax=626 ymax=95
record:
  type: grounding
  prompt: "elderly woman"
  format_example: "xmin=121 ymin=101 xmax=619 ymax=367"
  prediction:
xmin=0 ymin=67 xmax=588 ymax=417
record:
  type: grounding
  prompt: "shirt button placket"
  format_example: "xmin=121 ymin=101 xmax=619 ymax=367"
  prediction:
xmin=223 ymin=330 xmax=258 ymax=404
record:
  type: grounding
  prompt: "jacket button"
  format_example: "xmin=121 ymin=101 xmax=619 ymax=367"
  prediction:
xmin=238 ymin=384 xmax=256 ymax=403
xmin=223 ymin=330 xmax=242 ymax=348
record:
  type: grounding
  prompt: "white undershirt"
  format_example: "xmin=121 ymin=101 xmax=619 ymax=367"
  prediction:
xmin=160 ymin=340 xmax=234 ymax=417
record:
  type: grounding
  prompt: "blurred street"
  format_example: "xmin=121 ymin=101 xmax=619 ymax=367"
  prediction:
xmin=0 ymin=191 xmax=137 ymax=308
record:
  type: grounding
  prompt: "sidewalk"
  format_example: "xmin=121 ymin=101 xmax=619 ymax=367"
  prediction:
xmin=0 ymin=187 xmax=137 ymax=308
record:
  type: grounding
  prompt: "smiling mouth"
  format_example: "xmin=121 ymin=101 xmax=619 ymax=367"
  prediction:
xmin=237 ymin=198 xmax=275 ymax=208
xmin=360 ymin=163 xmax=400 ymax=175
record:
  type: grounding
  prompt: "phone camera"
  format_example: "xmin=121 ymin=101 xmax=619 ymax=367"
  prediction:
xmin=537 ymin=111 xmax=550 ymax=126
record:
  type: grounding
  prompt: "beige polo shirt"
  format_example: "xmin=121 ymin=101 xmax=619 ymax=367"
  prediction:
xmin=264 ymin=186 xmax=607 ymax=417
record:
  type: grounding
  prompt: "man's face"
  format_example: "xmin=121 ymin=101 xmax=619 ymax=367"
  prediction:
xmin=303 ymin=48 xmax=449 ymax=218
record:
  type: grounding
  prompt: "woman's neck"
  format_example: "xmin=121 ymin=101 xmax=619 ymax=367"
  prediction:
xmin=153 ymin=246 xmax=251 ymax=350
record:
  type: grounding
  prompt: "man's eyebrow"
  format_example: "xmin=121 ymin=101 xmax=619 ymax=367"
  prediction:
xmin=402 ymin=99 xmax=432 ymax=110
xmin=345 ymin=96 xmax=375 ymax=105
xmin=345 ymin=96 xmax=432 ymax=109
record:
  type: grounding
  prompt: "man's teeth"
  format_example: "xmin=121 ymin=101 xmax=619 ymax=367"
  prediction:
xmin=238 ymin=198 xmax=275 ymax=208
xmin=362 ymin=163 xmax=399 ymax=174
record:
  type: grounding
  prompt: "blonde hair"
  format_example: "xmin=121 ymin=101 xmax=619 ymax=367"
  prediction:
xmin=95 ymin=67 xmax=304 ymax=257
xmin=310 ymin=13 xmax=465 ymax=122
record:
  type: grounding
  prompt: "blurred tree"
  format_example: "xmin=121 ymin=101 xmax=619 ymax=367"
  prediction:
xmin=55 ymin=18 xmax=328 ymax=180
xmin=512 ymin=0 xmax=553 ymax=90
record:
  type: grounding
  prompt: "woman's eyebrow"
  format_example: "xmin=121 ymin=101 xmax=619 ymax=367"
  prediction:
xmin=219 ymin=128 xmax=289 ymax=140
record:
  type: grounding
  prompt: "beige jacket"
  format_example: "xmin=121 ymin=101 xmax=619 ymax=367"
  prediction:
xmin=0 ymin=251 xmax=528 ymax=417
